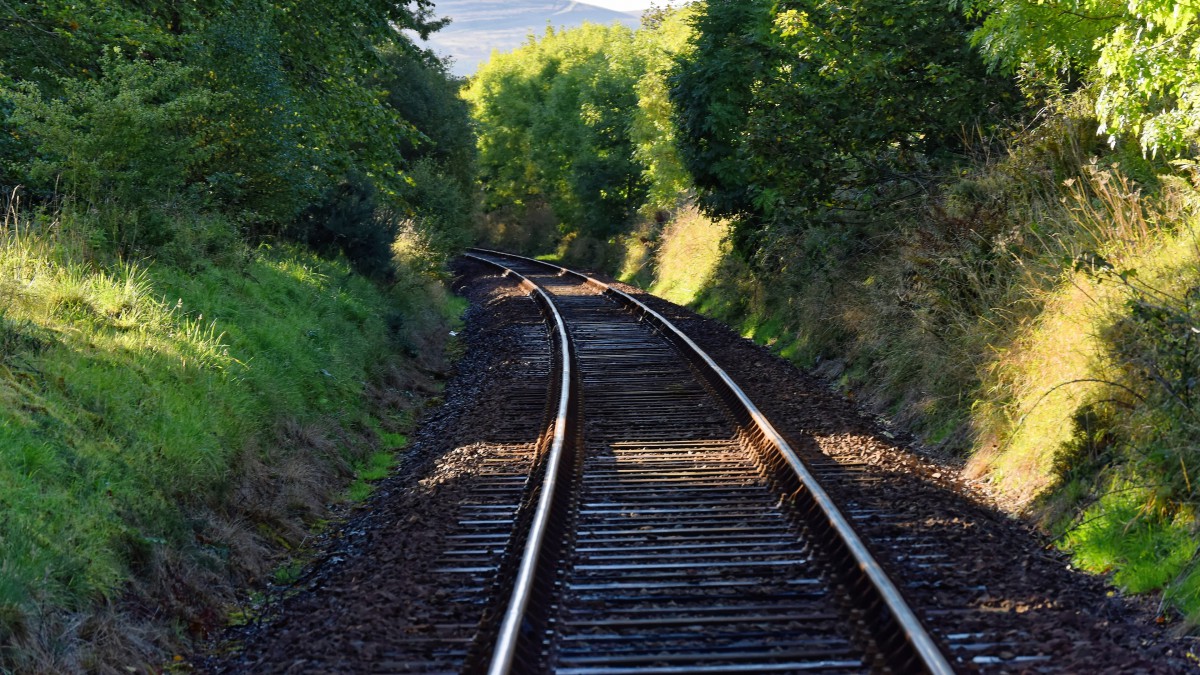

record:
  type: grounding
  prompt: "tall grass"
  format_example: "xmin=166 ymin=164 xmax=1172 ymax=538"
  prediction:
xmin=0 ymin=201 xmax=453 ymax=670
xmin=648 ymin=206 xmax=728 ymax=306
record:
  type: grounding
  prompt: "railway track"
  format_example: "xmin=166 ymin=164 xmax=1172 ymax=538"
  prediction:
xmin=460 ymin=249 xmax=953 ymax=675
xmin=207 ymin=250 xmax=1186 ymax=674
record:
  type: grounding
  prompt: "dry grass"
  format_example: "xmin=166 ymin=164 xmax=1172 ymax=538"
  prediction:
xmin=969 ymin=163 xmax=1197 ymax=505
xmin=649 ymin=205 xmax=729 ymax=306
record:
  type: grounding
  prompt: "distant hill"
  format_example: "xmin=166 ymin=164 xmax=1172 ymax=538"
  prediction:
xmin=421 ymin=1 xmax=642 ymax=76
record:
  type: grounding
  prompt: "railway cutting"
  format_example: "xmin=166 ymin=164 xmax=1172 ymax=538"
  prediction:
xmin=205 ymin=250 xmax=1190 ymax=675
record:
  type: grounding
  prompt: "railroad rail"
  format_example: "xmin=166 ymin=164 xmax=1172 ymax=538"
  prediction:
xmin=461 ymin=248 xmax=955 ymax=674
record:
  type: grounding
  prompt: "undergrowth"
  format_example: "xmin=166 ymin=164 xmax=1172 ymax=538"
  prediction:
xmin=0 ymin=201 xmax=455 ymax=670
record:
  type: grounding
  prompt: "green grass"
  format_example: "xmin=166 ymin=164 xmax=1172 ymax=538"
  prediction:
xmin=1066 ymin=492 xmax=1196 ymax=592
xmin=0 ymin=210 xmax=452 ymax=667
xmin=445 ymin=295 xmax=469 ymax=332
xmin=272 ymin=560 xmax=306 ymax=586
xmin=379 ymin=432 xmax=409 ymax=450
xmin=345 ymin=448 xmax=404 ymax=503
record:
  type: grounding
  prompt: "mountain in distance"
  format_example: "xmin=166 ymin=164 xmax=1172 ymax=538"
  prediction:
xmin=420 ymin=1 xmax=643 ymax=77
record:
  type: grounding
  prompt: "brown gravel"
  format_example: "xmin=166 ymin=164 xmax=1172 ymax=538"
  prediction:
xmin=199 ymin=264 xmax=550 ymax=673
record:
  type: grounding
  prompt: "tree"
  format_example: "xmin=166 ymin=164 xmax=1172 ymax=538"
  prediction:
xmin=630 ymin=3 xmax=700 ymax=211
xmin=670 ymin=0 xmax=1016 ymax=254
xmin=668 ymin=0 xmax=770 ymax=223
xmin=2 ymin=0 xmax=474 ymax=268
xmin=961 ymin=0 xmax=1200 ymax=156
xmin=466 ymin=23 xmax=648 ymax=239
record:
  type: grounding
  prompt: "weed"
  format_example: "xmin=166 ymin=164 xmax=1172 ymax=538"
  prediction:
xmin=272 ymin=560 xmax=305 ymax=587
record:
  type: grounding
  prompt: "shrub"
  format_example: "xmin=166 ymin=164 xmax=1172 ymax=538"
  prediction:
xmin=7 ymin=53 xmax=215 ymax=253
xmin=289 ymin=174 xmax=399 ymax=282
xmin=393 ymin=159 xmax=475 ymax=276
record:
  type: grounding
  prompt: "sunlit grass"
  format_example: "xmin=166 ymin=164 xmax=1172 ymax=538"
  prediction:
xmin=966 ymin=274 xmax=1118 ymax=502
xmin=0 ymin=207 xmax=444 ymax=653
xmin=1066 ymin=491 xmax=1197 ymax=595
xmin=649 ymin=206 xmax=728 ymax=306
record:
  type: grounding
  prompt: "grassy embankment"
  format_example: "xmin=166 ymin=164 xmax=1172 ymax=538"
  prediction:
xmin=0 ymin=201 xmax=458 ymax=670
xmin=526 ymin=104 xmax=1200 ymax=623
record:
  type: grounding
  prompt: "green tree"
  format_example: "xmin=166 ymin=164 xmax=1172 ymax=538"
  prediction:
xmin=463 ymin=37 xmax=550 ymax=212
xmin=962 ymin=0 xmax=1200 ymax=156
xmin=670 ymin=0 xmax=1015 ymax=253
xmin=466 ymin=23 xmax=648 ymax=239
xmin=630 ymin=3 xmax=699 ymax=211
xmin=8 ymin=54 xmax=215 ymax=250
xmin=668 ymin=0 xmax=769 ymax=223
xmin=2 ymin=0 xmax=473 ymax=269
xmin=378 ymin=47 xmax=478 ymax=268
xmin=199 ymin=7 xmax=316 ymax=224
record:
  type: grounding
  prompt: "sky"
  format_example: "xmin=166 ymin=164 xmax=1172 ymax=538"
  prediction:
xmin=420 ymin=1 xmax=694 ymax=77
xmin=575 ymin=0 xmax=688 ymax=10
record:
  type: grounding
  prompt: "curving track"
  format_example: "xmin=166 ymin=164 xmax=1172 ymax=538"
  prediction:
xmin=461 ymin=250 xmax=952 ymax=675
xmin=205 ymin=250 xmax=1189 ymax=675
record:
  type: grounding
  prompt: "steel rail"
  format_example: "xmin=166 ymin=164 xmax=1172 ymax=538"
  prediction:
xmin=466 ymin=247 xmax=955 ymax=675
xmin=463 ymin=255 xmax=577 ymax=675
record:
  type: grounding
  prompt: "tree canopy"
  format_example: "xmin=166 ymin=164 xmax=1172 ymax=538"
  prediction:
xmin=1 ymin=0 xmax=473 ymax=273
xmin=961 ymin=0 xmax=1200 ymax=156
xmin=669 ymin=0 xmax=1016 ymax=253
xmin=465 ymin=23 xmax=647 ymax=239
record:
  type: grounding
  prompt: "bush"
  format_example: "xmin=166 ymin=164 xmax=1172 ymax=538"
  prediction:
xmin=7 ymin=54 xmax=214 ymax=252
xmin=289 ymin=174 xmax=399 ymax=282
xmin=393 ymin=159 xmax=475 ymax=276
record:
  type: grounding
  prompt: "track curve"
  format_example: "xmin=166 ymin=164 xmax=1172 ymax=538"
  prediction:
xmin=464 ymin=249 xmax=952 ymax=675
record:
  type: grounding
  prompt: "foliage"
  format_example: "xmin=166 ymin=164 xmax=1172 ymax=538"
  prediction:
xmin=1042 ymin=224 xmax=1200 ymax=623
xmin=377 ymin=47 xmax=476 ymax=193
xmin=197 ymin=6 xmax=320 ymax=224
xmin=667 ymin=1 xmax=769 ymax=224
xmin=0 ymin=0 xmax=188 ymax=88
xmin=7 ymin=54 xmax=213 ymax=251
xmin=647 ymin=205 xmax=729 ymax=306
xmin=1103 ymin=289 xmax=1200 ymax=498
xmin=394 ymin=158 xmax=477 ymax=276
xmin=376 ymin=47 xmax=478 ymax=271
xmin=466 ymin=23 xmax=650 ymax=239
xmin=630 ymin=5 xmax=699 ymax=211
xmin=1 ymin=0 xmax=472 ymax=268
xmin=669 ymin=0 xmax=1017 ymax=255
xmin=957 ymin=0 xmax=1119 ymax=79
xmin=962 ymin=0 xmax=1200 ymax=156
xmin=290 ymin=173 xmax=399 ymax=281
